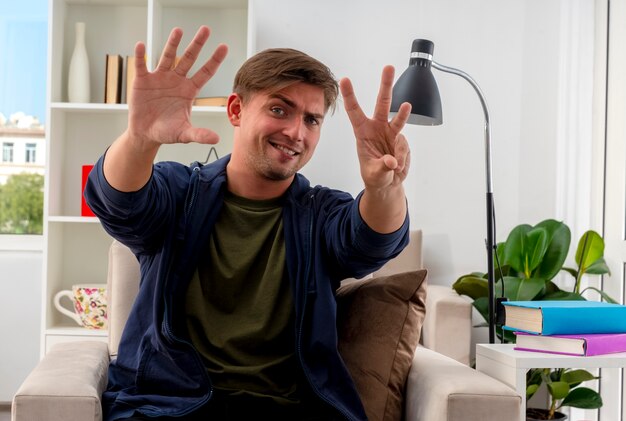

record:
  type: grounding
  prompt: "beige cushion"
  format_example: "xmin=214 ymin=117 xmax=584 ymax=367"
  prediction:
xmin=107 ymin=240 xmax=140 ymax=357
xmin=336 ymin=270 xmax=428 ymax=421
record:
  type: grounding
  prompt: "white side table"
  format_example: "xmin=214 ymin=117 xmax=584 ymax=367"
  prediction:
xmin=476 ymin=343 xmax=626 ymax=421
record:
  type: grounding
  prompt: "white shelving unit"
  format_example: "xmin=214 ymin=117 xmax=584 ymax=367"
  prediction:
xmin=42 ymin=0 xmax=252 ymax=355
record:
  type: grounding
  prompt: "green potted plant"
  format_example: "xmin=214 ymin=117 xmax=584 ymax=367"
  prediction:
xmin=453 ymin=219 xmax=612 ymax=419
xmin=525 ymin=368 xmax=602 ymax=420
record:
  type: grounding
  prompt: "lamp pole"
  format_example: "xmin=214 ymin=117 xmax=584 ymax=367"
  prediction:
xmin=430 ymin=61 xmax=497 ymax=343
xmin=391 ymin=41 xmax=499 ymax=343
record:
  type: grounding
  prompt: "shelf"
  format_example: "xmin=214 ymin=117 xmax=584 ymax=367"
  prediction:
xmin=61 ymin=0 xmax=245 ymax=7
xmin=48 ymin=216 xmax=100 ymax=224
xmin=43 ymin=0 xmax=249 ymax=356
xmin=63 ymin=0 xmax=145 ymax=6
xmin=46 ymin=326 xmax=108 ymax=337
xmin=51 ymin=102 xmax=128 ymax=112
xmin=157 ymin=0 xmax=247 ymax=7
xmin=50 ymin=102 xmax=228 ymax=115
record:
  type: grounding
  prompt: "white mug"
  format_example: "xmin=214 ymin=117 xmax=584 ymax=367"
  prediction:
xmin=53 ymin=284 xmax=108 ymax=329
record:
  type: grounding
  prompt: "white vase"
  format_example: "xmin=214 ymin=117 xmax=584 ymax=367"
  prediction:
xmin=68 ymin=22 xmax=90 ymax=103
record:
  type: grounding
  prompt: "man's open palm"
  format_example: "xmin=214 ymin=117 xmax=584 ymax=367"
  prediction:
xmin=128 ymin=26 xmax=228 ymax=148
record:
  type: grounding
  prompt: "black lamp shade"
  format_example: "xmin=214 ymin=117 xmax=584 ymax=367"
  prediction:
xmin=391 ymin=39 xmax=443 ymax=126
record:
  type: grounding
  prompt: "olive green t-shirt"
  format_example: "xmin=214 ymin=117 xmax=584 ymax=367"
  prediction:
xmin=185 ymin=191 xmax=300 ymax=404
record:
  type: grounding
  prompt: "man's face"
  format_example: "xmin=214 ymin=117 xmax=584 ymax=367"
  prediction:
xmin=232 ymin=82 xmax=326 ymax=181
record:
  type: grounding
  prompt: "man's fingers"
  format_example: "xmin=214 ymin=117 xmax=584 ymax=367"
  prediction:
xmin=382 ymin=154 xmax=398 ymax=171
xmin=156 ymin=27 xmax=183 ymax=72
xmin=178 ymin=126 xmax=220 ymax=145
xmin=134 ymin=42 xmax=149 ymax=78
xmin=191 ymin=43 xmax=229 ymax=89
xmin=389 ymin=102 xmax=412 ymax=133
xmin=174 ymin=26 xmax=210 ymax=77
xmin=372 ymin=65 xmax=395 ymax=122
xmin=340 ymin=77 xmax=367 ymax=128
xmin=393 ymin=133 xmax=410 ymax=173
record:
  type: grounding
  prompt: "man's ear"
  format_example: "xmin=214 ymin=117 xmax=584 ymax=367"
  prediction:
xmin=227 ymin=93 xmax=242 ymax=127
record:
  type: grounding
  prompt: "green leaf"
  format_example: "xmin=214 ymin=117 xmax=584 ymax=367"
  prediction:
xmin=496 ymin=241 xmax=507 ymax=266
xmin=542 ymin=291 xmax=586 ymax=300
xmin=452 ymin=276 xmax=489 ymax=300
xmin=543 ymin=280 xmax=561 ymax=296
xmin=498 ymin=276 xmax=545 ymax=301
xmin=503 ymin=224 xmax=533 ymax=274
xmin=559 ymin=387 xmax=603 ymax=409
xmin=534 ymin=219 xmax=571 ymax=281
xmin=525 ymin=227 xmax=550 ymax=274
xmin=562 ymin=267 xmax=578 ymax=278
xmin=576 ymin=231 xmax=605 ymax=274
xmin=473 ymin=297 xmax=489 ymax=323
xmin=526 ymin=368 xmax=544 ymax=386
xmin=469 ymin=271 xmax=488 ymax=278
xmin=516 ymin=278 xmax=546 ymax=301
xmin=562 ymin=369 xmax=598 ymax=385
xmin=580 ymin=286 xmax=619 ymax=304
xmin=547 ymin=381 xmax=570 ymax=400
xmin=526 ymin=384 xmax=539 ymax=400
xmin=586 ymin=258 xmax=611 ymax=275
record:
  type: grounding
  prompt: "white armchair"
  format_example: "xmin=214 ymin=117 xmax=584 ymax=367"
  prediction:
xmin=13 ymin=231 xmax=521 ymax=421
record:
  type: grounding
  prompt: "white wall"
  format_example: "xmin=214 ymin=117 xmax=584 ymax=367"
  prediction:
xmin=0 ymin=0 xmax=597 ymax=403
xmin=251 ymin=0 xmax=589 ymax=286
xmin=0 ymin=246 xmax=41 ymax=402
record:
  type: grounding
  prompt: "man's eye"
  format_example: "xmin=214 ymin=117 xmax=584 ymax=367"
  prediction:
xmin=271 ymin=107 xmax=285 ymax=116
xmin=306 ymin=116 xmax=320 ymax=126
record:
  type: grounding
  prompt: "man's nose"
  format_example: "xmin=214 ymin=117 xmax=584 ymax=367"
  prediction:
xmin=283 ymin=118 xmax=305 ymax=142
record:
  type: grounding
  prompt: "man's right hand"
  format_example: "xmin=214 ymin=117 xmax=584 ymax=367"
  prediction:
xmin=104 ymin=26 xmax=228 ymax=192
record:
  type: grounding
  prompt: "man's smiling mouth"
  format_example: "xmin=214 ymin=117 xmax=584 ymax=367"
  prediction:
xmin=270 ymin=142 xmax=299 ymax=156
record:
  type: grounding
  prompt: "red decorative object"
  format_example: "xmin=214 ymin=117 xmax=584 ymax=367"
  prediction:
xmin=81 ymin=165 xmax=95 ymax=217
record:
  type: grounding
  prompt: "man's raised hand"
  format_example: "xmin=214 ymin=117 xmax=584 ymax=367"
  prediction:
xmin=339 ymin=65 xmax=412 ymax=192
xmin=128 ymin=26 xmax=228 ymax=148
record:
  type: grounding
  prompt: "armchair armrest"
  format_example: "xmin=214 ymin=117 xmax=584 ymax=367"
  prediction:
xmin=12 ymin=341 xmax=110 ymax=421
xmin=421 ymin=285 xmax=472 ymax=365
xmin=405 ymin=346 xmax=521 ymax=421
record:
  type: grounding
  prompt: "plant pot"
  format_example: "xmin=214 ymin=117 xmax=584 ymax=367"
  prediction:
xmin=526 ymin=408 xmax=567 ymax=420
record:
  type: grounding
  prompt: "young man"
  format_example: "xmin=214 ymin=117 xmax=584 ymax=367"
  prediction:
xmin=85 ymin=26 xmax=412 ymax=421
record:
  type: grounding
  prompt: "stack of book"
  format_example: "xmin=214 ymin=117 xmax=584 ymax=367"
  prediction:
xmin=502 ymin=301 xmax=626 ymax=356
xmin=103 ymin=54 xmax=228 ymax=106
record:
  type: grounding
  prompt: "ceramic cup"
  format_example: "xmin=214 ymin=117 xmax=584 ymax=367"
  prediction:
xmin=53 ymin=284 xmax=108 ymax=329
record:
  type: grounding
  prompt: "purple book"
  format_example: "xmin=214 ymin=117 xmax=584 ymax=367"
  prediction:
xmin=514 ymin=331 xmax=626 ymax=356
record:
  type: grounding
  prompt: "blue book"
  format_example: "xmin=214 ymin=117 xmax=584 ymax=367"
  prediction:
xmin=502 ymin=300 xmax=626 ymax=335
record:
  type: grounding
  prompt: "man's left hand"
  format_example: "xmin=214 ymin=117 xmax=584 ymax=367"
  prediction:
xmin=340 ymin=65 xmax=412 ymax=192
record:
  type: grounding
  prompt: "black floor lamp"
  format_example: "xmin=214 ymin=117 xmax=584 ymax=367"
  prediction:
xmin=390 ymin=39 xmax=498 ymax=343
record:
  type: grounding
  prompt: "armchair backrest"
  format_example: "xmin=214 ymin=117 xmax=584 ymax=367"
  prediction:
xmin=106 ymin=240 xmax=140 ymax=357
xmin=105 ymin=230 xmax=423 ymax=356
xmin=373 ymin=229 xmax=422 ymax=277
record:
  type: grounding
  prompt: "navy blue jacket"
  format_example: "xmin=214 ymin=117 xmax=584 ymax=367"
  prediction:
xmin=84 ymin=154 xmax=409 ymax=420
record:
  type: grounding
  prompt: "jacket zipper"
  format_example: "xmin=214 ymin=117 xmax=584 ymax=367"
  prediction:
xmin=184 ymin=166 xmax=201 ymax=219
xmin=160 ymin=165 xmax=213 ymax=416
xmin=296 ymin=192 xmax=353 ymax=421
